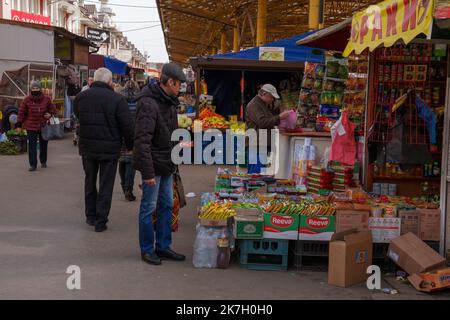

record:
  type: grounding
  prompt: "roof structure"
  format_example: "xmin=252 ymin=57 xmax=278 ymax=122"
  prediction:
xmin=156 ymin=0 xmax=381 ymax=64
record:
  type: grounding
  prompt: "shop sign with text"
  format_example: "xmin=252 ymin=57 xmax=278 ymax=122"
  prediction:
xmin=343 ymin=0 xmax=434 ymax=56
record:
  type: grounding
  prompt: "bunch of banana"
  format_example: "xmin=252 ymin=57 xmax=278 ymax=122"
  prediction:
xmin=199 ymin=202 xmax=236 ymax=220
xmin=263 ymin=200 xmax=336 ymax=216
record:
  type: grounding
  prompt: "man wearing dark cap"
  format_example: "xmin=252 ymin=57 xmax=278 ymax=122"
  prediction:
xmin=134 ymin=63 xmax=186 ymax=265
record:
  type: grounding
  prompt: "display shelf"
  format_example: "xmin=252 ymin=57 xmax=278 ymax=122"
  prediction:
xmin=375 ymin=59 xmax=436 ymax=64
xmin=323 ymin=77 xmax=347 ymax=83
xmin=373 ymin=176 xmax=441 ymax=181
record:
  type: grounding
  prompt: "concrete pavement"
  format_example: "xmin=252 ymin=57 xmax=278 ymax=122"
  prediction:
xmin=1 ymin=135 xmax=449 ymax=300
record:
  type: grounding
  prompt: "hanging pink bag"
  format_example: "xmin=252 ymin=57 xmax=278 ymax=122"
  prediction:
xmin=329 ymin=111 xmax=356 ymax=165
xmin=279 ymin=110 xmax=298 ymax=130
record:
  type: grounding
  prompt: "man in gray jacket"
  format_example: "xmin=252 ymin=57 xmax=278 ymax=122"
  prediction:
xmin=245 ymin=84 xmax=291 ymax=174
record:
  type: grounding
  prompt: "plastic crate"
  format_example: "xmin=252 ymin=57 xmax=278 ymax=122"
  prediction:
xmin=291 ymin=241 xmax=329 ymax=271
xmin=239 ymin=239 xmax=289 ymax=271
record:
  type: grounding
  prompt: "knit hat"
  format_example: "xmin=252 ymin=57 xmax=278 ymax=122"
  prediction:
xmin=30 ymin=81 xmax=42 ymax=90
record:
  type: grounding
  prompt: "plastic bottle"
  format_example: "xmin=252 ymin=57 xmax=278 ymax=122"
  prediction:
xmin=433 ymin=161 xmax=440 ymax=177
xmin=216 ymin=237 xmax=230 ymax=269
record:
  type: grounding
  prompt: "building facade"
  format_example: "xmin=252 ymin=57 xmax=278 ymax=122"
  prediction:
xmin=1 ymin=0 xmax=148 ymax=69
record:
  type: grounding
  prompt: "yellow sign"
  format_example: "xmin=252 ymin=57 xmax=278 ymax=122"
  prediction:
xmin=343 ymin=0 xmax=434 ymax=56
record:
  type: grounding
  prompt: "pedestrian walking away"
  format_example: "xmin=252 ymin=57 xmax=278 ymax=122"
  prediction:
xmin=134 ymin=63 xmax=187 ymax=265
xmin=245 ymin=84 xmax=291 ymax=174
xmin=16 ymin=81 xmax=56 ymax=171
xmin=118 ymin=80 xmax=140 ymax=201
xmin=74 ymin=68 xmax=134 ymax=233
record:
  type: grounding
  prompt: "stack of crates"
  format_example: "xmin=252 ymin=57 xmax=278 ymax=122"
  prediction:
xmin=239 ymin=239 xmax=289 ymax=271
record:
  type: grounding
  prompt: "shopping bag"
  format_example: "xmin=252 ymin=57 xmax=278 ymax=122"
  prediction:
xmin=174 ymin=166 xmax=187 ymax=208
xmin=41 ymin=117 xmax=64 ymax=141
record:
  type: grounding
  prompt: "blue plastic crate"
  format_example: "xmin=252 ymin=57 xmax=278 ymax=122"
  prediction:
xmin=239 ymin=239 xmax=289 ymax=271
xmin=240 ymin=239 xmax=289 ymax=255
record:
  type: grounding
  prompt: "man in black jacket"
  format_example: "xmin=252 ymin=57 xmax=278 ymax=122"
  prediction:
xmin=74 ymin=68 xmax=134 ymax=232
xmin=134 ymin=63 xmax=186 ymax=265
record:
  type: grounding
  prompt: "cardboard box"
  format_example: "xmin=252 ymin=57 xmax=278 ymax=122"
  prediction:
xmin=369 ymin=218 xmax=401 ymax=243
xmin=234 ymin=215 xmax=264 ymax=239
xmin=336 ymin=210 xmax=369 ymax=233
xmin=263 ymin=213 xmax=299 ymax=240
xmin=399 ymin=210 xmax=420 ymax=236
xmin=408 ymin=267 xmax=450 ymax=292
xmin=388 ymin=232 xmax=446 ymax=276
xmin=419 ymin=209 xmax=440 ymax=241
xmin=298 ymin=215 xmax=336 ymax=241
xmin=328 ymin=229 xmax=373 ymax=288
xmin=199 ymin=218 xmax=229 ymax=227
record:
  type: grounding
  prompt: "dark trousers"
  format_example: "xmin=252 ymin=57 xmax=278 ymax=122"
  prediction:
xmin=82 ymin=158 xmax=118 ymax=227
xmin=118 ymin=161 xmax=136 ymax=193
xmin=27 ymin=131 xmax=48 ymax=168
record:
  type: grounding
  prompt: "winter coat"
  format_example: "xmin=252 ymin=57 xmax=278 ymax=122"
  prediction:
xmin=245 ymin=95 xmax=280 ymax=147
xmin=133 ymin=83 xmax=179 ymax=179
xmin=17 ymin=94 xmax=55 ymax=132
xmin=73 ymin=81 xmax=134 ymax=161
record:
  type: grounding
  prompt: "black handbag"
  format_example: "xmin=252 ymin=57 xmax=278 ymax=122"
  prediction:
xmin=41 ymin=117 xmax=64 ymax=141
xmin=173 ymin=166 xmax=186 ymax=208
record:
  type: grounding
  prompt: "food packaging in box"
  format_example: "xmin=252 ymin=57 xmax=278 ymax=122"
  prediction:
xmin=369 ymin=217 xmax=401 ymax=243
xmin=298 ymin=215 xmax=336 ymax=241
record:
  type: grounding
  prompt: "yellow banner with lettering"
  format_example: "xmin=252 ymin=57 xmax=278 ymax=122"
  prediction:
xmin=343 ymin=0 xmax=434 ymax=56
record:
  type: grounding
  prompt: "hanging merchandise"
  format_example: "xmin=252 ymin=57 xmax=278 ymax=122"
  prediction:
xmin=297 ymin=62 xmax=325 ymax=129
xmin=415 ymin=95 xmax=437 ymax=145
xmin=329 ymin=111 xmax=356 ymax=166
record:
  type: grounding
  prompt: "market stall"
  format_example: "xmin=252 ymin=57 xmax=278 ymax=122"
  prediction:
xmin=187 ymin=32 xmax=328 ymax=167
xmin=0 ymin=19 xmax=55 ymax=121
xmin=297 ymin=0 xmax=450 ymax=258
xmin=191 ymin=167 xmax=450 ymax=292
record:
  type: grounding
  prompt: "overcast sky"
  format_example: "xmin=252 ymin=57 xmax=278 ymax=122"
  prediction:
xmin=98 ymin=0 xmax=169 ymax=62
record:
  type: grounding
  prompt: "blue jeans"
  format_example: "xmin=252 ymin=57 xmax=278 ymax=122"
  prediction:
xmin=139 ymin=175 xmax=173 ymax=254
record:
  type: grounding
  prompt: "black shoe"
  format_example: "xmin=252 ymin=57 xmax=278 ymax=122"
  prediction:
xmin=41 ymin=163 xmax=47 ymax=168
xmin=29 ymin=167 xmax=37 ymax=172
xmin=95 ymin=224 xmax=108 ymax=232
xmin=141 ymin=252 xmax=162 ymax=265
xmin=125 ymin=191 xmax=136 ymax=201
xmin=86 ymin=218 xmax=95 ymax=226
xmin=155 ymin=249 xmax=186 ymax=261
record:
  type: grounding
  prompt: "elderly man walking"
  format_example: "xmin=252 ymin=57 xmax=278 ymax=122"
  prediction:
xmin=74 ymin=68 xmax=134 ymax=232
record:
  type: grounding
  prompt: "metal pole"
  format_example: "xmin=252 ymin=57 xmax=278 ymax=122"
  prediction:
xmin=439 ymin=47 xmax=450 ymax=257
xmin=220 ymin=31 xmax=227 ymax=54
xmin=233 ymin=19 xmax=239 ymax=52
xmin=309 ymin=0 xmax=320 ymax=30
xmin=256 ymin=0 xmax=267 ymax=46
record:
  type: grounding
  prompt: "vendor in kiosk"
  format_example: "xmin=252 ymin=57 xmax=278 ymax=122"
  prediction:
xmin=245 ymin=84 xmax=291 ymax=174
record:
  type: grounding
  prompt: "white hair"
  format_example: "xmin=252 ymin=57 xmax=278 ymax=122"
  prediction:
xmin=93 ymin=68 xmax=112 ymax=84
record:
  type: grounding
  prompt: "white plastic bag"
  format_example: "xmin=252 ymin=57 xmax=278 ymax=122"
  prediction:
xmin=193 ymin=225 xmax=227 ymax=268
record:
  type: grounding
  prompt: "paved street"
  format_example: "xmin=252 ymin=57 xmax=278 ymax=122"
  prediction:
xmin=1 ymin=135 xmax=449 ymax=300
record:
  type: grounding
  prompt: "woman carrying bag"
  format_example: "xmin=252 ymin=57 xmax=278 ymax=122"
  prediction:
xmin=16 ymin=81 xmax=56 ymax=171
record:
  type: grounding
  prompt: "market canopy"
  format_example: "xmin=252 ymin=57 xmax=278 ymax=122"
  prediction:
xmin=104 ymin=56 xmax=128 ymax=75
xmin=296 ymin=19 xmax=352 ymax=52
xmin=156 ymin=0 xmax=384 ymax=64
xmin=209 ymin=31 xmax=324 ymax=63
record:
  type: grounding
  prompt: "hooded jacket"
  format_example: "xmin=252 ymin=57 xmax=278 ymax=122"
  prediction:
xmin=74 ymin=81 xmax=134 ymax=161
xmin=133 ymin=83 xmax=179 ymax=179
